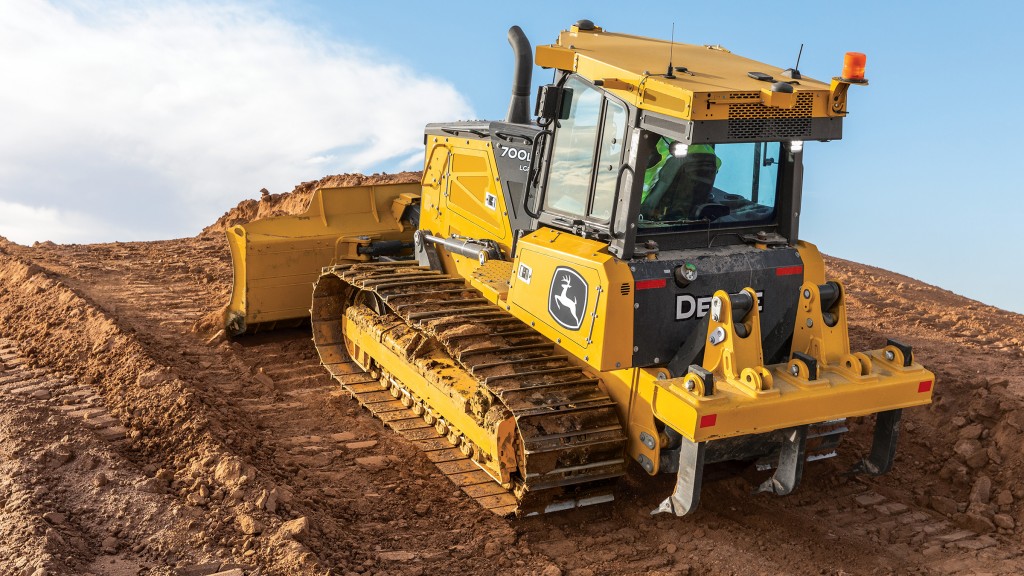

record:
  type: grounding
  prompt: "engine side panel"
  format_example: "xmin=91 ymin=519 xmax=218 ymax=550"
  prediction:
xmin=507 ymin=227 xmax=634 ymax=372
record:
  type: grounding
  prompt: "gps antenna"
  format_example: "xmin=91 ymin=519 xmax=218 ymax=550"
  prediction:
xmin=664 ymin=23 xmax=677 ymax=79
xmin=782 ymin=43 xmax=804 ymax=79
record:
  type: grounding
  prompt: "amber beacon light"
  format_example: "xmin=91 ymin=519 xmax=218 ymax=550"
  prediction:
xmin=841 ymin=52 xmax=867 ymax=82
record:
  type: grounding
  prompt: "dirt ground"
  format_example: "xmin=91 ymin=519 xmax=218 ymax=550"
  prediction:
xmin=2 ymin=173 xmax=1023 ymax=576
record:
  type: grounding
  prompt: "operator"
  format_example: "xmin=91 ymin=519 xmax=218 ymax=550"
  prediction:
xmin=641 ymin=136 xmax=721 ymax=221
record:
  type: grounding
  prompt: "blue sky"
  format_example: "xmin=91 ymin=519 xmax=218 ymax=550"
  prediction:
xmin=2 ymin=1 xmax=1022 ymax=313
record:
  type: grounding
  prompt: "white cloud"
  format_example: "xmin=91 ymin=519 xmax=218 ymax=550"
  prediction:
xmin=0 ymin=200 xmax=119 ymax=245
xmin=0 ymin=1 xmax=474 ymax=244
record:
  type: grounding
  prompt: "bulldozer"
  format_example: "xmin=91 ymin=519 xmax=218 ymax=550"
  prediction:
xmin=223 ymin=21 xmax=934 ymax=516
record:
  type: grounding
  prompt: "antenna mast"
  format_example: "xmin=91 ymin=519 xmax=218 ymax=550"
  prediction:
xmin=665 ymin=23 xmax=677 ymax=79
xmin=782 ymin=43 xmax=804 ymax=79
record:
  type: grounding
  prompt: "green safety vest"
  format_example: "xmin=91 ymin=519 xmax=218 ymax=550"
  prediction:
xmin=642 ymin=140 xmax=721 ymax=203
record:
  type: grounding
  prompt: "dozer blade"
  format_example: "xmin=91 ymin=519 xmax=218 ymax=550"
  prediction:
xmin=224 ymin=183 xmax=420 ymax=335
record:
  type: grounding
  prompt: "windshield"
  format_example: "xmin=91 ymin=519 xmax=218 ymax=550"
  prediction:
xmin=638 ymin=135 xmax=781 ymax=229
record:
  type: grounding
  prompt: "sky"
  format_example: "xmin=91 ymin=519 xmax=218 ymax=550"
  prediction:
xmin=1 ymin=0 xmax=1022 ymax=314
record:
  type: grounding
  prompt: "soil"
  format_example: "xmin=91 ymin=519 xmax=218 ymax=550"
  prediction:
xmin=1 ymin=172 xmax=1023 ymax=575
xmin=202 ymin=172 xmax=421 ymax=236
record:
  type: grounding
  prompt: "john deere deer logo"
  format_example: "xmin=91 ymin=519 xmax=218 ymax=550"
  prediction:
xmin=548 ymin=267 xmax=588 ymax=330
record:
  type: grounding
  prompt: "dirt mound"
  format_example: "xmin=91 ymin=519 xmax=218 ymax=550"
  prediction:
xmin=203 ymin=171 xmax=421 ymax=235
xmin=825 ymin=256 xmax=1024 ymax=544
xmin=0 ymin=239 xmax=323 ymax=574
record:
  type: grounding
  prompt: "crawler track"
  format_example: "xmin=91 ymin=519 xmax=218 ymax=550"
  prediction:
xmin=311 ymin=262 xmax=628 ymax=515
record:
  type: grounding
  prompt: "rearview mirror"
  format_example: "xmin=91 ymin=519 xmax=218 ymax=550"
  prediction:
xmin=535 ymin=84 xmax=570 ymax=121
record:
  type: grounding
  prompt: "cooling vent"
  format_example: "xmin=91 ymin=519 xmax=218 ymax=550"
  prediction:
xmin=620 ymin=283 xmax=631 ymax=296
xmin=727 ymin=93 xmax=813 ymax=140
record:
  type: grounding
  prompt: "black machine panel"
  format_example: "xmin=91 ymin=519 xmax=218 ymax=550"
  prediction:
xmin=489 ymin=121 xmax=542 ymax=235
xmin=630 ymin=245 xmax=804 ymax=368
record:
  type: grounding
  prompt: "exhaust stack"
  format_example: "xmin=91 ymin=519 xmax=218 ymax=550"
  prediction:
xmin=505 ymin=26 xmax=533 ymax=124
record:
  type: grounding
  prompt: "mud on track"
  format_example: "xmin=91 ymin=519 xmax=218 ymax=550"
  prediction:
xmin=2 ymin=185 xmax=1024 ymax=575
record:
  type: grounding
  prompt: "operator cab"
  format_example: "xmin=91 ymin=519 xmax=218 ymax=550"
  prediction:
xmin=530 ymin=73 xmax=805 ymax=258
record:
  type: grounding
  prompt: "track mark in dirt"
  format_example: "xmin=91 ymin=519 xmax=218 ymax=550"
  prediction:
xmin=0 ymin=340 xmax=128 ymax=444
xmin=1 ymin=239 xmax=537 ymax=574
xmin=0 ymin=338 xmax=256 ymax=576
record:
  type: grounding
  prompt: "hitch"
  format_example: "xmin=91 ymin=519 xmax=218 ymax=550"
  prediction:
xmin=790 ymin=281 xmax=873 ymax=379
xmin=648 ymin=282 xmax=927 ymax=515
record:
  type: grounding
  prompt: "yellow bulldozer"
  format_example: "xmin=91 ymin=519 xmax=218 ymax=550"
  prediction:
xmin=223 ymin=21 xmax=934 ymax=516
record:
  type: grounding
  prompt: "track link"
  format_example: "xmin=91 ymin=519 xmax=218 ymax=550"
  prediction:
xmin=312 ymin=262 xmax=627 ymax=515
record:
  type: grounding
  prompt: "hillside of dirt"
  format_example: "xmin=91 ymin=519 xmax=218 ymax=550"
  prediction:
xmin=203 ymin=172 xmax=421 ymax=236
xmin=2 ymin=174 xmax=1024 ymax=576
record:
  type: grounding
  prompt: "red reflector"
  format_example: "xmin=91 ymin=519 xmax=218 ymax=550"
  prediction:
xmin=635 ymin=278 xmax=667 ymax=290
xmin=775 ymin=265 xmax=804 ymax=276
xmin=918 ymin=380 xmax=933 ymax=393
xmin=699 ymin=414 xmax=717 ymax=428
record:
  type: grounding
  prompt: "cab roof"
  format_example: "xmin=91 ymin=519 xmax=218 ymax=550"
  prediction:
xmin=535 ymin=22 xmax=849 ymax=128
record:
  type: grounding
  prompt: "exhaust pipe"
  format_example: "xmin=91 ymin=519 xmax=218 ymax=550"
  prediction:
xmin=505 ymin=25 xmax=533 ymax=124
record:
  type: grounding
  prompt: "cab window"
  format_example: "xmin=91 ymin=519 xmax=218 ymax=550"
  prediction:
xmin=639 ymin=137 xmax=781 ymax=229
xmin=544 ymin=77 xmax=627 ymax=224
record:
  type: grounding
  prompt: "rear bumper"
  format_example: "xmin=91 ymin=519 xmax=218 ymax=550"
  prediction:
xmin=651 ymin=347 xmax=934 ymax=442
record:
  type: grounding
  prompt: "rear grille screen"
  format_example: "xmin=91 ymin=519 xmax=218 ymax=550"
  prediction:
xmin=727 ymin=93 xmax=813 ymax=140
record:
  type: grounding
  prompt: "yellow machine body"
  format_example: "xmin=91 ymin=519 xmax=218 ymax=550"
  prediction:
xmin=419 ymin=137 xmax=514 ymax=272
xmin=415 ymin=140 xmax=936 ymax=476
xmin=501 ymin=231 xmax=933 ymax=474
xmin=226 ymin=22 xmax=928 ymax=516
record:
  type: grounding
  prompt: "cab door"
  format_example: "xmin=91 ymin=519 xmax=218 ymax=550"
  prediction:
xmin=537 ymin=76 xmax=630 ymax=236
